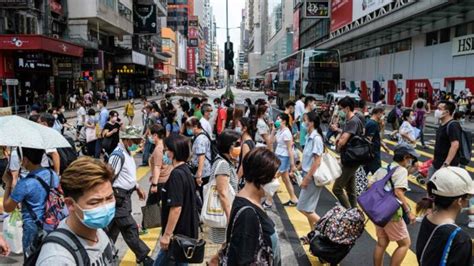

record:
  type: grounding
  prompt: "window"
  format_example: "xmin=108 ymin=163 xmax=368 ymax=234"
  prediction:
xmin=426 ymin=31 xmax=438 ymax=46
xmin=455 ymin=23 xmax=468 ymax=37
xmin=439 ymin=28 xmax=450 ymax=43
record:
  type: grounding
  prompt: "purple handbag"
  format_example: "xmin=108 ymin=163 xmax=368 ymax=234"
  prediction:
xmin=357 ymin=166 xmax=400 ymax=227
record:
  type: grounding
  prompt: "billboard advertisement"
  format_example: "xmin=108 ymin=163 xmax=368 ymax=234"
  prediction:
xmin=187 ymin=48 xmax=195 ymax=74
xmin=293 ymin=9 xmax=300 ymax=52
xmin=303 ymin=0 xmax=330 ymax=19
xmin=133 ymin=4 xmax=157 ymax=34
xmin=330 ymin=0 xmax=393 ymax=32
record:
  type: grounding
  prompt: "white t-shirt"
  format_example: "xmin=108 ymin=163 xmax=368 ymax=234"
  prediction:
xmin=36 ymin=219 xmax=115 ymax=265
xmin=370 ymin=162 xmax=409 ymax=191
xmin=295 ymin=100 xmax=305 ymax=121
xmin=398 ymin=121 xmax=416 ymax=146
xmin=200 ymin=117 xmax=214 ymax=140
xmin=109 ymin=143 xmax=138 ymax=190
xmin=255 ymin=118 xmax=269 ymax=143
xmin=275 ymin=127 xmax=292 ymax=157
xmin=41 ymin=149 xmax=57 ymax=168
xmin=76 ymin=106 xmax=87 ymax=126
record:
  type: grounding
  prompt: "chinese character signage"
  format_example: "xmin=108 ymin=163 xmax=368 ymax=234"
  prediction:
xmin=187 ymin=48 xmax=195 ymax=74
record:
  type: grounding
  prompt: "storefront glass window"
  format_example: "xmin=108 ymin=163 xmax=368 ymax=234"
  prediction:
xmin=425 ymin=31 xmax=438 ymax=46
xmin=439 ymin=28 xmax=450 ymax=43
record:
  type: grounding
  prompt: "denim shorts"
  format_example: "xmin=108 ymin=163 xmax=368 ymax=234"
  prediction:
xmin=277 ymin=155 xmax=290 ymax=173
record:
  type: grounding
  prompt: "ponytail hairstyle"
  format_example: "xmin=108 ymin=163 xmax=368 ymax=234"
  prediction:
xmin=416 ymin=181 xmax=470 ymax=215
xmin=240 ymin=117 xmax=255 ymax=140
xmin=306 ymin=110 xmax=323 ymax=137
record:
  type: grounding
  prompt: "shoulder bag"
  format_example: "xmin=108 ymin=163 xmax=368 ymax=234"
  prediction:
xmin=168 ymin=234 xmax=206 ymax=264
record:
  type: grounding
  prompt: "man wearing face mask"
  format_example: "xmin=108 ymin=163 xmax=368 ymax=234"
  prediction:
xmin=35 ymin=157 xmax=118 ymax=265
xmin=431 ymin=101 xmax=461 ymax=178
xmin=200 ymin=103 xmax=214 ymax=139
xmin=2 ymin=147 xmax=60 ymax=255
xmin=106 ymin=126 xmax=153 ymax=265
xmin=364 ymin=107 xmax=390 ymax=175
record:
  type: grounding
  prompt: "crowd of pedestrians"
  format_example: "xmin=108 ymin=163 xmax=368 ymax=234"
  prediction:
xmin=0 ymin=89 xmax=473 ymax=266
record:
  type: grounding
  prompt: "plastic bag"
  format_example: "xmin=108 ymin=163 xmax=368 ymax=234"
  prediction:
xmin=3 ymin=209 xmax=23 ymax=254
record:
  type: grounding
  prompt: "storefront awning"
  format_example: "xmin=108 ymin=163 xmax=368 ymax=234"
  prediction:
xmin=0 ymin=35 xmax=84 ymax=57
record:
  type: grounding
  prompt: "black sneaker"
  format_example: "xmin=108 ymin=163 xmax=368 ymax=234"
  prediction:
xmin=282 ymin=200 xmax=297 ymax=207
xmin=137 ymin=256 xmax=154 ymax=266
xmin=262 ymin=201 xmax=273 ymax=209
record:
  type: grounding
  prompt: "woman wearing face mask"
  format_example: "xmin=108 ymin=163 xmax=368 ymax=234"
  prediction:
xmin=156 ymin=134 xmax=199 ymax=265
xmin=237 ymin=117 xmax=256 ymax=180
xmin=165 ymin=109 xmax=180 ymax=137
xmin=220 ymin=148 xmax=281 ymax=265
xmin=272 ymin=113 xmax=298 ymax=206
xmin=186 ymin=117 xmax=212 ymax=198
xmin=297 ymin=111 xmax=324 ymax=228
xmin=206 ymin=130 xmax=241 ymax=244
xmin=56 ymin=105 xmax=68 ymax=135
xmin=398 ymin=109 xmax=418 ymax=147
xmin=371 ymin=145 xmax=418 ymax=266
xmin=141 ymin=124 xmax=172 ymax=235
xmin=232 ymin=108 xmax=244 ymax=132
xmin=36 ymin=157 xmax=118 ymax=265
xmin=102 ymin=110 xmax=123 ymax=156
xmin=415 ymin=167 xmax=473 ymax=266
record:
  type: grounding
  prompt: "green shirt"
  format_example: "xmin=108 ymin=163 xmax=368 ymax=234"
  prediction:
xmin=193 ymin=110 xmax=203 ymax=120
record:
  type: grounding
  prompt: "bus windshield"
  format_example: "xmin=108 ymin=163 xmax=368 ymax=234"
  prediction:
xmin=302 ymin=50 xmax=340 ymax=97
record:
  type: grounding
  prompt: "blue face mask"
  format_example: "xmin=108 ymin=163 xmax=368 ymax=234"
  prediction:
xmin=186 ymin=128 xmax=193 ymax=135
xmin=163 ymin=153 xmax=172 ymax=165
xmin=129 ymin=144 xmax=139 ymax=152
xmin=148 ymin=136 xmax=154 ymax=143
xmin=76 ymin=202 xmax=116 ymax=229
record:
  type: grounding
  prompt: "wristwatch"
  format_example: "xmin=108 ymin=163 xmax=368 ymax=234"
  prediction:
xmin=443 ymin=162 xmax=449 ymax=167
xmin=151 ymin=184 xmax=158 ymax=187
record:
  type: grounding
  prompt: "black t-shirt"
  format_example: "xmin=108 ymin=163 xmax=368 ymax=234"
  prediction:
xmin=161 ymin=164 xmax=199 ymax=238
xmin=416 ymin=217 xmax=472 ymax=266
xmin=225 ymin=197 xmax=275 ymax=265
xmin=103 ymin=122 xmax=121 ymax=153
xmin=433 ymin=120 xmax=462 ymax=169
xmin=365 ymin=119 xmax=381 ymax=158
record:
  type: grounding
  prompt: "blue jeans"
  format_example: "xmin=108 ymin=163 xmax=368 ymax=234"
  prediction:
xmin=154 ymin=250 xmax=188 ymax=266
xmin=22 ymin=221 xmax=38 ymax=253
xmin=94 ymin=138 xmax=102 ymax=158
xmin=142 ymin=140 xmax=155 ymax=165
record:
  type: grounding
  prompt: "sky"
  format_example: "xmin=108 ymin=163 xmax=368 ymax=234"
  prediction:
xmin=210 ymin=0 xmax=245 ymax=52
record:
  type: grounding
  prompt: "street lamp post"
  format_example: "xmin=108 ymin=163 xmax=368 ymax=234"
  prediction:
xmin=225 ymin=0 xmax=231 ymax=95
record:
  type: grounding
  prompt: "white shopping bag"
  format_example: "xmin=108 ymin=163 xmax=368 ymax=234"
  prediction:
xmin=313 ymin=153 xmax=342 ymax=186
xmin=3 ymin=210 xmax=23 ymax=254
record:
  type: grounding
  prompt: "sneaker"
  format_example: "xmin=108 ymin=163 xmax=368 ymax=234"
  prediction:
xmin=262 ymin=201 xmax=273 ymax=209
xmin=468 ymin=221 xmax=474 ymax=229
xmin=137 ymin=256 xmax=154 ymax=266
xmin=282 ymin=200 xmax=297 ymax=207
xmin=139 ymin=228 xmax=148 ymax=235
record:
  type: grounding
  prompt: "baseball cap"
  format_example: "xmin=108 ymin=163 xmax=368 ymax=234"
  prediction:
xmin=430 ymin=167 xmax=474 ymax=197
xmin=394 ymin=144 xmax=420 ymax=159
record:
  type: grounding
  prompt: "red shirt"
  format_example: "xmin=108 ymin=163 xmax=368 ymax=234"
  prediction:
xmin=216 ymin=107 xmax=227 ymax=134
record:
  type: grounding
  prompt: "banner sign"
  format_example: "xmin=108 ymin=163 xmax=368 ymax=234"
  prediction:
xmin=293 ymin=8 xmax=300 ymax=51
xmin=303 ymin=0 xmax=330 ymax=18
xmin=187 ymin=48 xmax=195 ymax=74
xmin=452 ymin=34 xmax=474 ymax=57
xmin=330 ymin=0 xmax=393 ymax=32
xmin=133 ymin=4 xmax=157 ymax=34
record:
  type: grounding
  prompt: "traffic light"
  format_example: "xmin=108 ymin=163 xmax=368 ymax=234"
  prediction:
xmin=224 ymin=41 xmax=234 ymax=74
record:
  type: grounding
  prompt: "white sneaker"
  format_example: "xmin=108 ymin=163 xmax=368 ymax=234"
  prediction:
xmin=468 ymin=221 xmax=474 ymax=228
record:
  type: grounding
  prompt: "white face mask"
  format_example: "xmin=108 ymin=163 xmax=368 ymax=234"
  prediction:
xmin=262 ymin=179 xmax=280 ymax=198
xmin=434 ymin=109 xmax=444 ymax=119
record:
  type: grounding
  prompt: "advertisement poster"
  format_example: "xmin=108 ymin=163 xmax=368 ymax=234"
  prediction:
xmin=330 ymin=0 xmax=394 ymax=32
xmin=353 ymin=0 xmax=394 ymax=21
xmin=133 ymin=4 xmax=157 ymax=34
xmin=292 ymin=9 xmax=300 ymax=52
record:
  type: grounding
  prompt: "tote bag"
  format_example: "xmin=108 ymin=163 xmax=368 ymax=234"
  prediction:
xmin=313 ymin=152 xmax=342 ymax=186
xmin=201 ymin=160 xmax=236 ymax=228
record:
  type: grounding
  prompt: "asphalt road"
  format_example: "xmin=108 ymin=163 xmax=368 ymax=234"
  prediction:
xmin=0 ymin=87 xmax=473 ymax=265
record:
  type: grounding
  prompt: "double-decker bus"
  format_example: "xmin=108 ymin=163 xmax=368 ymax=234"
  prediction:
xmin=274 ymin=49 xmax=341 ymax=108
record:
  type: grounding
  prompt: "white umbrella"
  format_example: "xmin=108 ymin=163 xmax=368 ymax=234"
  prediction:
xmin=0 ymin=115 xmax=72 ymax=149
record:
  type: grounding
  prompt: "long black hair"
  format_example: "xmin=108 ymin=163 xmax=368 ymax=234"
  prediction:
xmin=306 ymin=111 xmax=323 ymax=137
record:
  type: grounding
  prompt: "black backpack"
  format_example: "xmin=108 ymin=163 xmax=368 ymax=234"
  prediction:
xmin=447 ymin=121 xmax=472 ymax=165
xmin=386 ymin=107 xmax=397 ymax=123
xmin=56 ymin=136 xmax=78 ymax=174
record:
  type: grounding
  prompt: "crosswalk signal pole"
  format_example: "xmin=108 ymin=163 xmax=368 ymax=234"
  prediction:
xmin=226 ymin=0 xmax=230 ymax=95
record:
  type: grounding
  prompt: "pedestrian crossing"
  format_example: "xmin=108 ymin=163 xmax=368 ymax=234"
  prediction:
xmin=275 ymin=132 xmax=474 ymax=265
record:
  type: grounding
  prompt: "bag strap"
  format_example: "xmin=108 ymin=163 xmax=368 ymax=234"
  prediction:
xmin=210 ymin=158 xmax=227 ymax=183
xmin=24 ymin=170 xmax=54 ymax=228
xmin=43 ymin=228 xmax=90 ymax=265
xmin=420 ymin=223 xmax=459 ymax=265
xmin=225 ymin=206 xmax=265 ymax=257
xmin=194 ymin=132 xmax=213 ymax=163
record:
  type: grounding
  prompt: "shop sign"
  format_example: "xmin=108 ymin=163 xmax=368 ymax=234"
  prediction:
xmin=0 ymin=0 xmax=28 ymax=7
xmin=15 ymin=54 xmax=51 ymax=71
xmin=188 ymin=38 xmax=199 ymax=47
xmin=5 ymin=79 xmax=18 ymax=86
xmin=132 ymin=51 xmax=147 ymax=66
xmin=293 ymin=8 xmax=300 ymax=51
xmin=330 ymin=0 xmax=394 ymax=32
xmin=133 ymin=4 xmax=157 ymax=34
xmin=452 ymin=34 xmax=474 ymax=56
xmin=116 ymin=65 xmax=135 ymax=74
xmin=187 ymin=48 xmax=195 ymax=74
xmin=303 ymin=0 xmax=330 ymax=18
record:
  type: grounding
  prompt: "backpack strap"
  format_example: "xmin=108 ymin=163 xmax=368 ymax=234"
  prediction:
xmin=194 ymin=132 xmax=213 ymax=163
xmin=23 ymin=169 xmax=54 ymax=228
xmin=420 ymin=223 xmax=459 ymax=265
xmin=43 ymin=228 xmax=90 ymax=265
